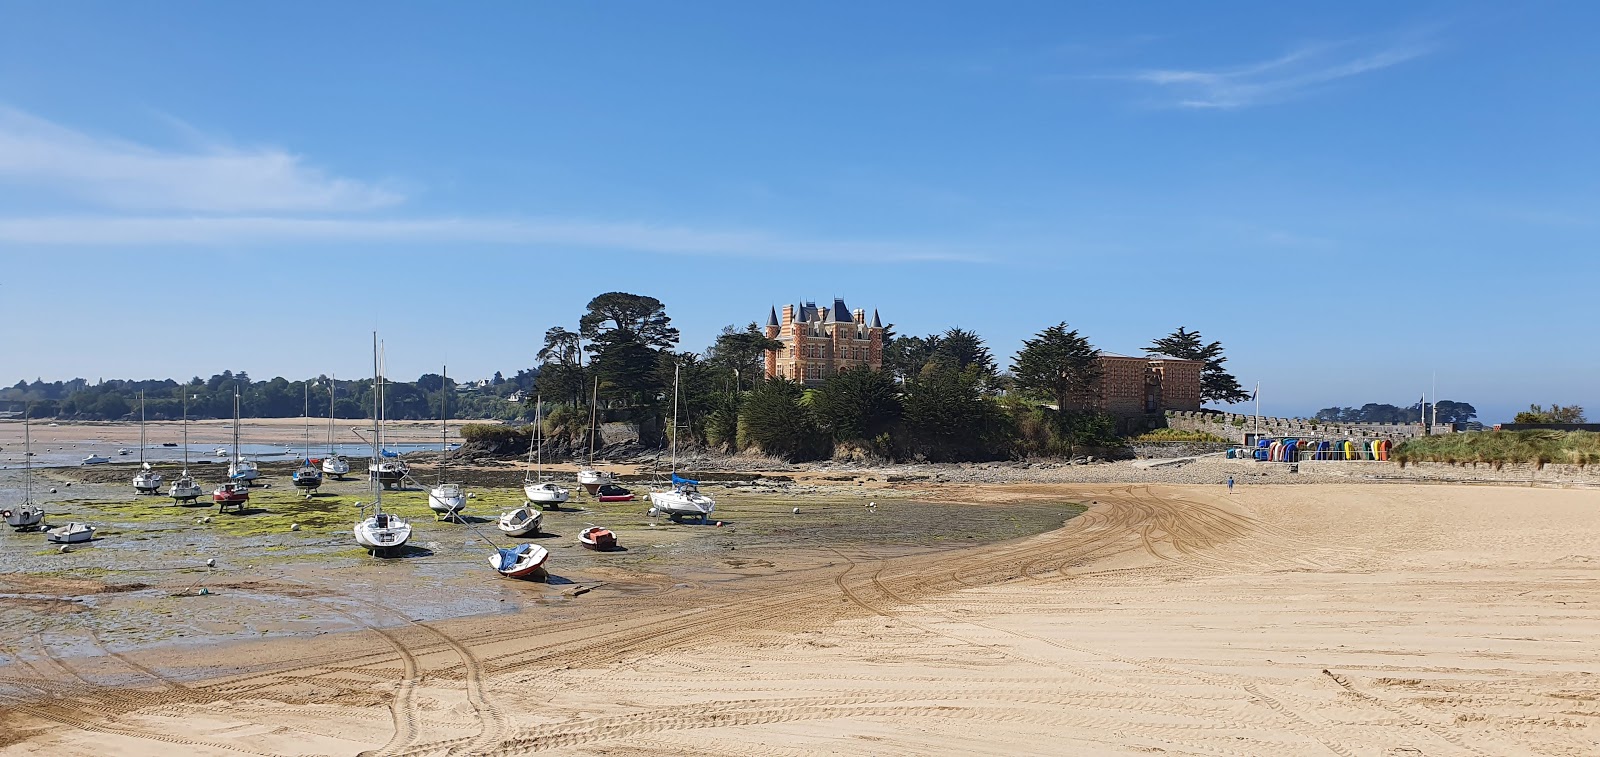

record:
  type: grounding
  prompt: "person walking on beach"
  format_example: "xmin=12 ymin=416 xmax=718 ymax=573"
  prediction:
xmin=1227 ymin=475 xmax=1234 ymax=494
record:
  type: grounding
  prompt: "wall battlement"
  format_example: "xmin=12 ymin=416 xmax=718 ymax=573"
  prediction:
xmin=1163 ymin=410 xmax=1429 ymax=442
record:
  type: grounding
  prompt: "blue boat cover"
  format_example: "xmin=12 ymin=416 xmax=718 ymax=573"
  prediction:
xmin=381 ymin=449 xmax=399 ymax=458
xmin=671 ymin=473 xmax=699 ymax=486
xmin=496 ymin=543 xmax=530 ymax=570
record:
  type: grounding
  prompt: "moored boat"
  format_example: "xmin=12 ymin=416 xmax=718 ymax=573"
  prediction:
xmin=81 ymin=454 xmax=110 ymax=465
xmin=578 ymin=526 xmax=617 ymax=551
xmin=227 ymin=388 xmax=259 ymax=483
xmin=647 ymin=362 xmax=716 ymax=523
xmin=595 ymin=483 xmax=636 ymax=502
xmin=321 ymin=379 xmax=350 ymax=479
xmin=497 ymin=505 xmax=542 ymax=537
xmin=45 ymin=522 xmax=95 ymax=544
xmin=577 ymin=377 xmax=611 ymax=494
xmin=291 ymin=385 xmax=323 ymax=495
xmin=354 ymin=333 xmax=413 ymax=556
xmin=489 ymin=543 xmax=549 ymax=579
xmin=4 ymin=412 xmax=43 ymax=530
xmin=169 ymin=391 xmax=203 ymax=504
xmin=427 ymin=365 xmax=467 ymax=520
xmin=212 ymin=481 xmax=249 ymax=512
xmin=522 ymin=396 xmax=570 ymax=509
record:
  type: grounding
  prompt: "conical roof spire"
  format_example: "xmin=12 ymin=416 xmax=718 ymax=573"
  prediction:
xmin=767 ymin=305 xmax=779 ymax=328
xmin=870 ymin=309 xmax=882 ymax=328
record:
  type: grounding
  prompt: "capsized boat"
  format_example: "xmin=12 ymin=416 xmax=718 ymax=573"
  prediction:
xmin=595 ymin=483 xmax=636 ymax=502
xmin=45 ymin=522 xmax=95 ymax=544
xmin=578 ymin=526 xmax=617 ymax=551
xmin=489 ymin=543 xmax=549 ymax=579
xmin=497 ymin=505 xmax=543 ymax=537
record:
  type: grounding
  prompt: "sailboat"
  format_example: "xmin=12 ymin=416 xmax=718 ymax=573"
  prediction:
xmin=648 ymin=362 xmax=716 ymax=523
xmin=227 ymin=388 xmax=259 ymax=483
xmin=522 ymin=395 xmax=569 ymax=509
xmin=132 ymin=391 xmax=162 ymax=494
xmin=168 ymin=391 xmax=203 ymax=504
xmin=321 ymin=376 xmax=350 ymax=479
xmin=2 ymin=411 xmax=44 ymax=531
xmin=576 ymin=376 xmax=612 ymax=494
xmin=292 ymin=383 xmax=323 ymax=495
xmin=368 ymin=344 xmax=410 ymax=490
xmin=355 ymin=332 xmax=412 ymax=555
xmin=426 ymin=365 xmax=466 ymax=520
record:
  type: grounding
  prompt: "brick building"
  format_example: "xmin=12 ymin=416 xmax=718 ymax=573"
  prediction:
xmin=1065 ymin=352 xmax=1203 ymax=416
xmin=764 ymin=298 xmax=884 ymax=385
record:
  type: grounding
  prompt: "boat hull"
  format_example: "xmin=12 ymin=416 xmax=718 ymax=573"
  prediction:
xmin=354 ymin=519 xmax=412 ymax=552
xmin=578 ymin=527 xmax=617 ymax=551
xmin=133 ymin=475 xmax=163 ymax=494
xmin=497 ymin=506 xmax=542 ymax=537
xmin=577 ymin=470 xmax=611 ymax=495
xmin=321 ymin=457 xmax=350 ymax=478
xmin=45 ymin=524 xmax=94 ymax=544
xmin=3 ymin=507 xmax=44 ymax=531
xmin=169 ymin=481 xmax=203 ymax=502
xmin=490 ymin=544 xmax=549 ymax=578
xmin=649 ymin=490 xmax=715 ymax=520
xmin=523 ymin=483 xmax=569 ymax=507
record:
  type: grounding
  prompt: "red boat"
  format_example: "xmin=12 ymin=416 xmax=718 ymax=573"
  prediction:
xmin=594 ymin=483 xmax=635 ymax=502
xmin=579 ymin=526 xmax=617 ymax=551
xmin=489 ymin=543 xmax=549 ymax=579
xmin=212 ymin=482 xmax=249 ymax=512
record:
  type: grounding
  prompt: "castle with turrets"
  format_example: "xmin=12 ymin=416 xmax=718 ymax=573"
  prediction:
xmin=764 ymin=298 xmax=884 ymax=385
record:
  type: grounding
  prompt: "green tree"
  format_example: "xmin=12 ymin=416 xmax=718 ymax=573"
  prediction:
xmin=882 ymin=334 xmax=941 ymax=381
xmin=736 ymin=378 xmax=825 ymax=460
xmin=537 ymin=326 xmax=583 ymax=366
xmin=705 ymin=323 xmax=782 ymax=390
xmin=930 ymin=328 xmax=997 ymax=382
xmin=579 ymin=292 xmax=680 ymax=351
xmin=1146 ymin=326 xmax=1250 ymax=405
xmin=1012 ymin=323 xmax=1101 ymax=413
xmin=1515 ymin=404 xmax=1587 ymax=424
xmin=901 ymin=365 xmax=1009 ymax=462
xmin=812 ymin=368 xmax=901 ymax=446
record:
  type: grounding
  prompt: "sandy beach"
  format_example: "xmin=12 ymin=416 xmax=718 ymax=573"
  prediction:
xmin=2 ymin=476 xmax=1596 ymax=755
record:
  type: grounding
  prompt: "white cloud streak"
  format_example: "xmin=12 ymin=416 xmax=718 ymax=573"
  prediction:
xmin=0 ymin=215 xmax=981 ymax=262
xmin=1124 ymin=38 xmax=1431 ymax=109
xmin=0 ymin=107 xmax=402 ymax=212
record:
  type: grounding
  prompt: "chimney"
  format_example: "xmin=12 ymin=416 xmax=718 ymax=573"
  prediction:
xmin=853 ymin=308 xmax=865 ymax=324
xmin=781 ymin=304 xmax=794 ymax=326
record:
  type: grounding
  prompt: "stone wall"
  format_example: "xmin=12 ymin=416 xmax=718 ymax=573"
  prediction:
xmin=1298 ymin=459 xmax=1600 ymax=487
xmin=1164 ymin=410 xmax=1429 ymax=443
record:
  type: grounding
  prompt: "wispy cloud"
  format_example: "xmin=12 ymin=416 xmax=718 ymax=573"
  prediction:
xmin=0 ymin=215 xmax=982 ymax=262
xmin=0 ymin=107 xmax=403 ymax=212
xmin=1121 ymin=37 xmax=1432 ymax=109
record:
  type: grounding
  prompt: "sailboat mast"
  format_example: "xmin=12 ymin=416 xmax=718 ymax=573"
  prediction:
xmin=535 ymin=395 xmax=543 ymax=480
xmin=233 ymin=387 xmax=241 ymax=462
xmin=372 ymin=332 xmax=382 ymax=509
xmin=22 ymin=408 xmax=31 ymax=506
xmin=139 ymin=390 xmax=146 ymax=465
xmin=670 ymin=363 xmax=680 ymax=474
xmin=182 ymin=391 xmax=189 ymax=471
xmin=588 ymin=376 xmax=599 ymax=467
xmin=327 ymin=375 xmax=336 ymax=456
xmin=439 ymin=364 xmax=448 ymax=484
xmin=303 ymin=382 xmax=311 ymax=459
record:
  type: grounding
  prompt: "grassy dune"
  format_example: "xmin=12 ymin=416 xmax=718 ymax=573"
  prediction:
xmin=1394 ymin=430 xmax=1600 ymax=468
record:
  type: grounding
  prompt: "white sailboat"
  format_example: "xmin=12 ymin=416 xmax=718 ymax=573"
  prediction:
xmin=576 ymin=376 xmax=612 ymax=494
xmin=368 ymin=344 xmax=409 ymax=490
xmin=355 ymin=333 xmax=412 ymax=555
xmin=292 ymin=383 xmax=323 ymax=496
xmin=427 ymin=365 xmax=466 ymax=520
xmin=648 ymin=362 xmax=715 ymax=523
xmin=132 ymin=391 xmax=162 ymax=494
xmin=2 ymin=411 xmax=44 ymax=531
xmin=227 ymin=388 xmax=259 ymax=483
xmin=321 ymin=375 xmax=350 ymax=479
xmin=168 ymin=391 xmax=203 ymax=504
xmin=45 ymin=522 xmax=95 ymax=544
xmin=522 ymin=395 xmax=570 ymax=509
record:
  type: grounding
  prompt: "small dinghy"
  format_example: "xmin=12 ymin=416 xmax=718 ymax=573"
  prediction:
xmin=489 ymin=543 xmax=549 ymax=579
xmin=212 ymin=481 xmax=249 ymax=512
xmin=45 ymin=522 xmax=95 ymax=544
xmin=498 ymin=505 xmax=542 ymax=537
xmin=595 ymin=483 xmax=636 ymax=502
xmin=81 ymin=454 xmax=110 ymax=465
xmin=3 ymin=505 xmax=44 ymax=531
xmin=578 ymin=526 xmax=617 ymax=551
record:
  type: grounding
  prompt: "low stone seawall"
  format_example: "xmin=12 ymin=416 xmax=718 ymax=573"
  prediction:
xmin=1131 ymin=441 xmax=1234 ymax=459
xmin=1165 ymin=410 xmax=1427 ymax=443
xmin=1298 ymin=459 xmax=1600 ymax=486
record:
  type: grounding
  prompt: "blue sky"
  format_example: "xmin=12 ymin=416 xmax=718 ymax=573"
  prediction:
xmin=1 ymin=2 xmax=1595 ymax=424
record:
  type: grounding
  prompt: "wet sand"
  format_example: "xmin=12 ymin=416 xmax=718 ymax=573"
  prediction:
xmin=2 ymin=477 xmax=1597 ymax=755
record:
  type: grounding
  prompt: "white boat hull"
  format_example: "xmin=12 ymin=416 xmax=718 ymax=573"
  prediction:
xmin=354 ymin=515 xmax=412 ymax=551
xmin=321 ymin=457 xmax=351 ymax=478
xmin=169 ymin=478 xmax=203 ymax=502
xmin=428 ymin=484 xmax=466 ymax=515
xmin=3 ymin=506 xmax=44 ymax=530
xmin=490 ymin=543 xmax=549 ymax=578
xmin=133 ymin=472 xmax=163 ymax=493
xmin=46 ymin=523 xmax=95 ymax=544
xmin=229 ymin=461 xmax=259 ymax=481
xmin=649 ymin=490 xmax=716 ymax=520
xmin=523 ymin=482 xmax=570 ymax=507
xmin=497 ymin=506 xmax=543 ymax=537
xmin=82 ymin=456 xmax=110 ymax=465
